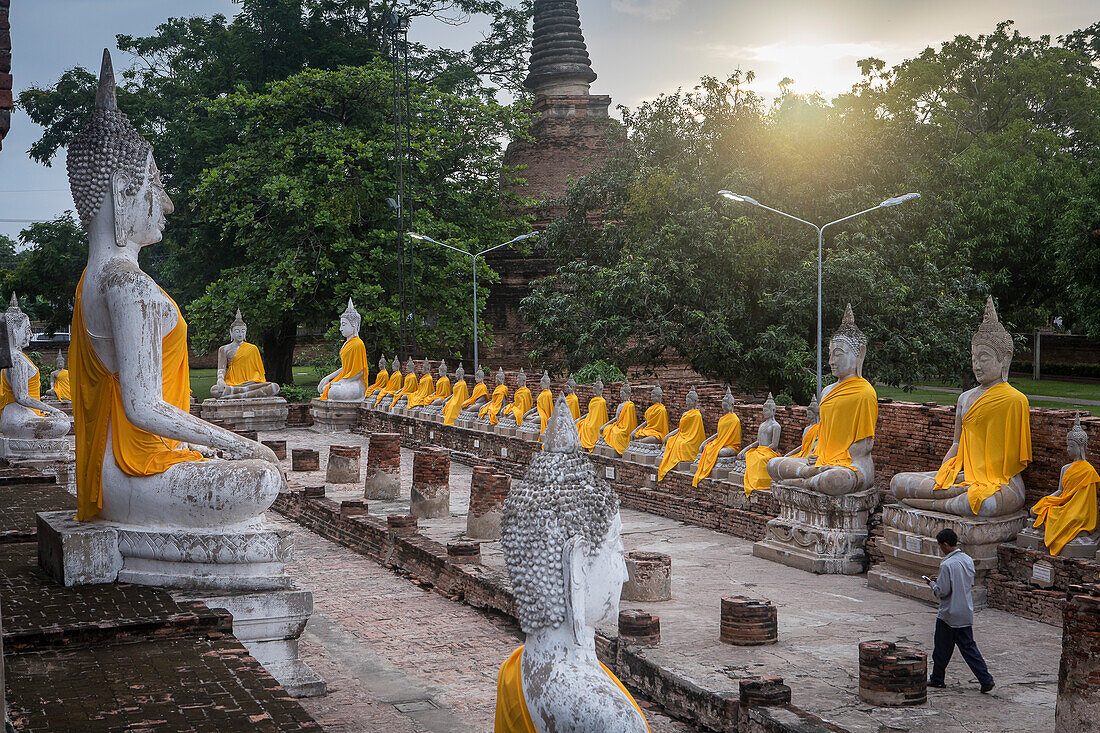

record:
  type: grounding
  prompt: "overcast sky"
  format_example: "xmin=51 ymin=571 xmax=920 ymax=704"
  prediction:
xmin=1 ymin=0 xmax=1096 ymax=242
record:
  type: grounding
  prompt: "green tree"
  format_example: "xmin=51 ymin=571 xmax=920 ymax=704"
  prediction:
xmin=3 ymin=214 xmax=86 ymax=334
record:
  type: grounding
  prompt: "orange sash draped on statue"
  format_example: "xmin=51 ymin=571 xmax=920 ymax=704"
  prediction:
xmin=224 ymin=342 xmax=267 ymax=386
xmin=443 ymin=380 xmax=470 ymax=426
xmin=634 ymin=403 xmax=669 ymax=441
xmin=601 ymin=401 xmax=637 ymax=456
xmin=693 ymin=412 xmax=741 ymax=487
xmin=0 ymin=364 xmax=44 ymax=416
xmin=321 ymin=337 xmax=368 ymax=400
xmin=815 ymin=377 xmax=877 ymax=470
xmin=658 ymin=409 xmax=705 ymax=480
xmin=536 ymin=389 xmax=554 ymax=434
xmin=576 ymin=396 xmax=608 ymax=451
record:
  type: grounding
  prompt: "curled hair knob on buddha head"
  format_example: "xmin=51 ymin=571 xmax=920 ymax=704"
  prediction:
xmin=972 ymin=296 xmax=1014 ymax=366
xmin=1068 ymin=412 xmax=1088 ymax=454
xmin=341 ymin=298 xmax=362 ymax=332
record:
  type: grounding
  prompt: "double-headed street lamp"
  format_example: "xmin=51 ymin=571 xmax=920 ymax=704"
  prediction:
xmin=408 ymin=231 xmax=539 ymax=372
xmin=718 ymin=190 xmax=920 ymax=399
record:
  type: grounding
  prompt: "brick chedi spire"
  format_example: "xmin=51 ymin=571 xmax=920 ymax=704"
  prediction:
xmin=525 ymin=0 xmax=598 ymax=97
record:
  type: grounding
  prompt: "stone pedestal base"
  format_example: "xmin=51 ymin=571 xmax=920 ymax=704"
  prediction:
xmin=1017 ymin=525 xmax=1100 ymax=559
xmin=37 ymin=510 xmax=292 ymax=592
xmin=867 ymin=505 xmax=1028 ymax=606
xmin=623 ymin=551 xmax=672 ymax=601
xmin=0 ymin=436 xmax=70 ymax=463
xmin=186 ymin=588 xmax=325 ymax=698
xmin=310 ymin=398 xmax=360 ymax=432
xmin=201 ymin=397 xmax=288 ymax=432
xmin=753 ymin=484 xmax=878 ymax=575
xmin=623 ymin=440 xmax=663 ymax=467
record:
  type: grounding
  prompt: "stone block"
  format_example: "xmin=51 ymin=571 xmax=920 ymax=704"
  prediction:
xmin=36 ymin=511 xmax=122 ymax=586
xmin=326 ymin=444 xmax=361 ymax=484
xmin=622 ymin=551 xmax=672 ymax=602
xmin=200 ymin=396 xmax=288 ymax=431
xmin=340 ymin=500 xmax=369 ymax=517
xmin=309 ymin=398 xmax=359 ymax=432
xmin=0 ymin=437 xmax=70 ymax=463
xmin=738 ymin=676 xmax=791 ymax=707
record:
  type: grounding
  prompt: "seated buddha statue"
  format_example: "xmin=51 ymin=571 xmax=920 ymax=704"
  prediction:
xmin=575 ymin=378 xmax=609 ymax=452
xmin=504 ymin=369 xmax=534 ymax=426
xmin=420 ymin=360 xmax=453 ymax=410
xmin=783 ymin=395 xmax=820 ymax=460
xmin=1023 ymin=414 xmax=1099 ymax=556
xmin=46 ymin=350 xmax=72 ymax=403
xmin=478 ymin=368 xmax=510 ymax=425
xmin=658 ymin=386 xmax=706 ymax=481
xmin=210 ymin=309 xmax=281 ymax=400
xmin=364 ymin=355 xmax=389 ymax=401
xmin=0 ymin=296 xmax=71 ymax=439
xmin=598 ymin=382 xmax=637 ymax=456
xmin=767 ymin=305 xmax=878 ymax=497
xmin=403 ymin=358 xmax=435 ymax=409
xmin=443 ymin=364 xmax=470 ymax=426
xmin=317 ymin=299 xmax=368 ymax=402
xmin=389 ymin=358 xmax=420 ymax=411
xmin=67 ymin=51 xmax=280 ymax=525
xmin=692 ymin=387 xmax=742 ymax=487
xmin=892 ymin=298 xmax=1030 ymax=517
xmin=459 ymin=366 xmax=490 ymax=419
xmin=739 ymin=394 xmax=781 ymax=496
xmin=563 ymin=376 xmax=581 ymax=420
xmin=495 ymin=398 xmax=648 ymax=733
xmin=630 ymin=384 xmax=669 ymax=446
xmin=374 ymin=356 xmax=404 ymax=409
xmin=533 ymin=371 xmax=554 ymax=434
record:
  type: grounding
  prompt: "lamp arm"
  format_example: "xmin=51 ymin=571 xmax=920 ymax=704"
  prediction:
xmin=821 ymin=205 xmax=883 ymax=234
xmin=749 ymin=202 xmax=820 ymax=232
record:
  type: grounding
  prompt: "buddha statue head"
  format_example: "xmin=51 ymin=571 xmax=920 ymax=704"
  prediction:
xmin=807 ymin=394 xmax=820 ymax=425
xmin=437 ymin=359 xmax=447 ymax=379
xmin=68 ymin=50 xmax=172 ymax=253
xmin=496 ymin=367 xmax=506 ymax=386
xmin=1068 ymin=413 xmax=1088 ymax=462
xmin=592 ymin=378 xmax=603 ymax=398
xmin=3 ymin=294 xmax=30 ymax=354
xmin=502 ymin=397 xmax=625 ymax=639
xmin=230 ymin=309 xmax=247 ymax=345
xmin=517 ymin=368 xmax=527 ymax=389
xmin=722 ymin=386 xmax=735 ymax=414
xmin=651 ymin=383 xmax=663 ymax=404
xmin=540 ymin=371 xmax=551 ymax=391
xmin=455 ymin=363 xmax=465 ymax=381
xmin=405 ymin=357 xmax=416 ymax=375
xmin=475 ymin=366 xmax=485 ymax=384
xmin=421 ymin=358 xmax=430 ymax=376
xmin=763 ymin=392 xmax=776 ymax=420
xmin=340 ymin=298 xmax=361 ymax=340
xmin=829 ymin=303 xmax=867 ymax=380
xmin=392 ymin=356 xmax=401 ymax=373
xmin=378 ymin=355 xmax=387 ymax=372
xmin=57 ymin=350 xmax=66 ymax=370
xmin=565 ymin=375 xmax=577 ymax=395
xmin=619 ymin=381 xmax=631 ymax=403
xmin=685 ymin=385 xmax=699 ymax=410
xmin=971 ymin=296 xmax=1013 ymax=385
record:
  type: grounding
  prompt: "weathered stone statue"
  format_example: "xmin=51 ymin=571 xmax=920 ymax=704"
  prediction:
xmin=459 ymin=366 xmax=490 ymax=420
xmin=0 ymin=296 xmax=71 ymax=453
xmin=45 ymin=350 xmax=71 ymax=402
xmin=495 ymin=398 xmax=648 ymax=732
xmin=478 ymin=368 xmax=509 ymax=425
xmin=317 ymin=299 xmax=368 ymax=402
xmin=364 ymin=355 xmax=389 ymax=401
xmin=622 ymin=383 xmax=669 ymax=465
xmin=597 ymin=382 xmax=636 ymax=456
xmin=783 ymin=395 xmax=820 ymax=460
xmin=389 ymin=357 xmax=420 ymax=411
xmin=658 ymin=386 xmax=705 ymax=480
xmin=504 ymin=368 xmax=534 ymax=425
xmin=374 ymin=356 xmax=403 ymax=409
xmin=402 ymin=358 xmax=435 ymax=410
xmin=443 ymin=364 xmax=470 ymax=426
xmin=1020 ymin=414 xmax=1099 ymax=557
xmin=893 ymin=298 xmax=1030 ymax=516
xmin=691 ymin=387 xmax=741 ymax=487
xmin=766 ymin=305 xmax=877 ymax=496
xmin=739 ymin=394 xmax=781 ymax=496
xmin=535 ymin=371 xmax=554 ymax=434
xmin=563 ymin=375 xmax=581 ymax=420
xmin=210 ymin=310 xmax=280 ymax=400
xmin=422 ymin=360 xmax=453 ymax=409
xmin=575 ymin=378 xmax=608 ymax=451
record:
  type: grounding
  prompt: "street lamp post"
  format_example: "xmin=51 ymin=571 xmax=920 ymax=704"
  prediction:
xmin=718 ymin=191 xmax=920 ymax=399
xmin=408 ymin=232 xmax=539 ymax=372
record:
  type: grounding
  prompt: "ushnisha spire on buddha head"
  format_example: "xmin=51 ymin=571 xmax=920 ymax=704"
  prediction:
xmin=1068 ymin=412 xmax=1088 ymax=453
xmin=341 ymin=298 xmax=362 ymax=333
xmin=972 ymin=296 xmax=1013 ymax=365
xmin=232 ymin=308 xmax=246 ymax=329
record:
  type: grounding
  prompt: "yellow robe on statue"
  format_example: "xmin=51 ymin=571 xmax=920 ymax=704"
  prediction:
xmin=536 ymin=389 xmax=554 ymax=434
xmin=443 ymin=380 xmax=470 ymax=427
xmin=224 ymin=342 xmax=267 ymax=386
xmin=480 ymin=384 xmax=509 ymax=424
xmin=321 ymin=337 xmax=368 ymax=400
xmin=374 ymin=369 xmax=404 ymax=407
xmin=576 ymin=396 xmax=609 ymax=451
xmin=565 ymin=393 xmax=580 ymax=420
xmin=601 ymin=401 xmax=637 ymax=456
xmin=406 ymin=374 xmax=435 ymax=409
xmin=693 ymin=412 xmax=741 ymax=487
xmin=934 ymin=382 xmax=1032 ymax=514
xmin=815 ymin=376 xmax=878 ymax=470
xmin=71 ymin=272 xmax=206 ymax=522
xmin=389 ymin=371 xmax=420 ymax=411
xmin=658 ymin=409 xmax=705 ymax=480
xmin=1032 ymin=461 xmax=1099 ymax=556
xmin=365 ymin=369 xmax=389 ymax=399
xmin=634 ymin=404 xmax=669 ymax=441
xmin=794 ymin=423 xmax=820 ymax=458
xmin=0 ymin=365 xmax=44 ymax=416
xmin=53 ymin=369 xmax=72 ymax=401
xmin=494 ymin=646 xmax=650 ymax=733
xmin=462 ymin=381 xmax=488 ymax=409
xmin=421 ymin=376 xmax=452 ymax=408
xmin=506 ymin=387 xmax=533 ymax=425
xmin=744 ymin=445 xmax=780 ymax=497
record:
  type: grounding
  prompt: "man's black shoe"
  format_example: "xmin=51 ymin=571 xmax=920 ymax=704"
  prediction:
xmin=980 ymin=680 xmax=995 ymax=693
xmin=928 ymin=678 xmax=946 ymax=689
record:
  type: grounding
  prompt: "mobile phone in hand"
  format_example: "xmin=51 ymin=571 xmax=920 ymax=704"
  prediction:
xmin=922 ymin=575 xmax=932 ymax=584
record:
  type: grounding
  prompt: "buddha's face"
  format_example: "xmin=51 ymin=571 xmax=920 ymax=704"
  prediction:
xmin=339 ymin=316 xmax=358 ymax=340
xmin=230 ymin=324 xmax=246 ymax=344
xmin=456 ymin=368 xmax=465 ymax=381
xmin=971 ymin=344 xmax=1007 ymax=386
xmin=763 ymin=402 xmax=775 ymax=420
xmin=496 ymin=371 xmax=505 ymax=386
xmin=808 ymin=405 xmax=819 ymax=423
xmin=1067 ymin=437 xmax=1087 ymax=462
xmin=620 ymin=385 xmax=630 ymax=402
xmin=517 ymin=372 xmax=526 ymax=388
xmin=565 ymin=382 xmax=575 ymax=395
xmin=115 ymin=153 xmax=173 ymax=248
xmin=686 ymin=393 xmax=697 ymax=409
xmin=438 ymin=364 xmax=446 ymax=378
xmin=8 ymin=315 xmax=30 ymax=351
xmin=593 ymin=381 xmax=603 ymax=397
xmin=722 ymin=397 xmax=734 ymax=413
xmin=651 ymin=388 xmax=662 ymax=404
xmin=582 ymin=514 xmax=628 ymax=628
xmin=541 ymin=375 xmax=550 ymax=391
xmin=828 ymin=338 xmax=862 ymax=380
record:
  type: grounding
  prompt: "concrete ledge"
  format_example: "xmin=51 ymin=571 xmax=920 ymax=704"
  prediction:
xmin=36 ymin=511 xmax=121 ymax=586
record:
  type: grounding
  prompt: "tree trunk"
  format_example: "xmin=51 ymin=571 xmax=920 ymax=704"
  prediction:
xmin=262 ymin=319 xmax=298 ymax=386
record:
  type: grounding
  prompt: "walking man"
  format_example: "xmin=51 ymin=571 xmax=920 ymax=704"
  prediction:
xmin=923 ymin=528 xmax=995 ymax=692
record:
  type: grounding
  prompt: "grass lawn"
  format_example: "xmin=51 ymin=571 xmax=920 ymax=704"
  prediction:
xmin=876 ymin=382 xmax=1100 ymax=417
xmin=190 ymin=366 xmax=326 ymax=400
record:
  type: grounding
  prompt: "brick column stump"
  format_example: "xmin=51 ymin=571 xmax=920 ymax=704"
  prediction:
xmin=858 ymin=640 xmax=927 ymax=707
xmin=720 ymin=597 xmax=778 ymax=646
xmin=262 ymin=440 xmax=287 ymax=460
xmin=1056 ymin=584 xmax=1100 ymax=731
xmin=388 ymin=514 xmax=418 ymax=537
xmin=364 ymin=433 xmax=401 ymax=500
xmin=340 ymin=500 xmax=369 ymax=517
xmin=622 ymin=551 xmax=672 ymax=601
xmin=410 ymin=448 xmax=450 ymax=519
xmin=739 ymin=676 xmax=791 ymax=707
xmin=234 ymin=429 xmax=259 ymax=442
xmin=447 ymin=542 xmax=481 ymax=564
xmin=467 ymin=469 xmax=510 ymax=540
xmin=291 ymin=448 xmax=320 ymax=472
xmin=303 ymin=485 xmax=326 ymax=498
xmin=618 ymin=610 xmax=660 ymax=646
xmin=326 ymin=445 xmax=361 ymax=484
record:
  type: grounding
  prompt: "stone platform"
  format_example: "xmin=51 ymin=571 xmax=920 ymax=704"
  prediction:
xmin=868 ymin=504 xmax=1028 ymax=606
xmin=753 ymin=484 xmax=878 ymax=575
xmin=309 ymin=397 xmax=360 ymax=432
xmin=201 ymin=395 xmax=289 ymax=431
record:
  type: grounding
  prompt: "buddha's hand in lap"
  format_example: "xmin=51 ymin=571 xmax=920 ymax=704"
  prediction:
xmin=224 ymin=439 xmax=279 ymax=464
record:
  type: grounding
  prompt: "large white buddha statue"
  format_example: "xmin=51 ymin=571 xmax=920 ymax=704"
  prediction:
xmin=892 ymin=297 xmax=1031 ymax=517
xmin=317 ymin=299 xmax=368 ymax=402
xmin=766 ymin=305 xmax=878 ymax=496
xmin=0 ymin=296 xmax=71 ymax=439
xmin=66 ymin=50 xmax=281 ymax=528
xmin=496 ymin=398 xmax=649 ymax=732
xmin=210 ymin=309 xmax=280 ymax=400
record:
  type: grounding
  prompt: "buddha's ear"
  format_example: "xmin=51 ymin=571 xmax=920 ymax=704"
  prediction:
xmin=562 ymin=535 xmax=588 ymax=645
xmin=109 ymin=170 xmax=129 ymax=248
